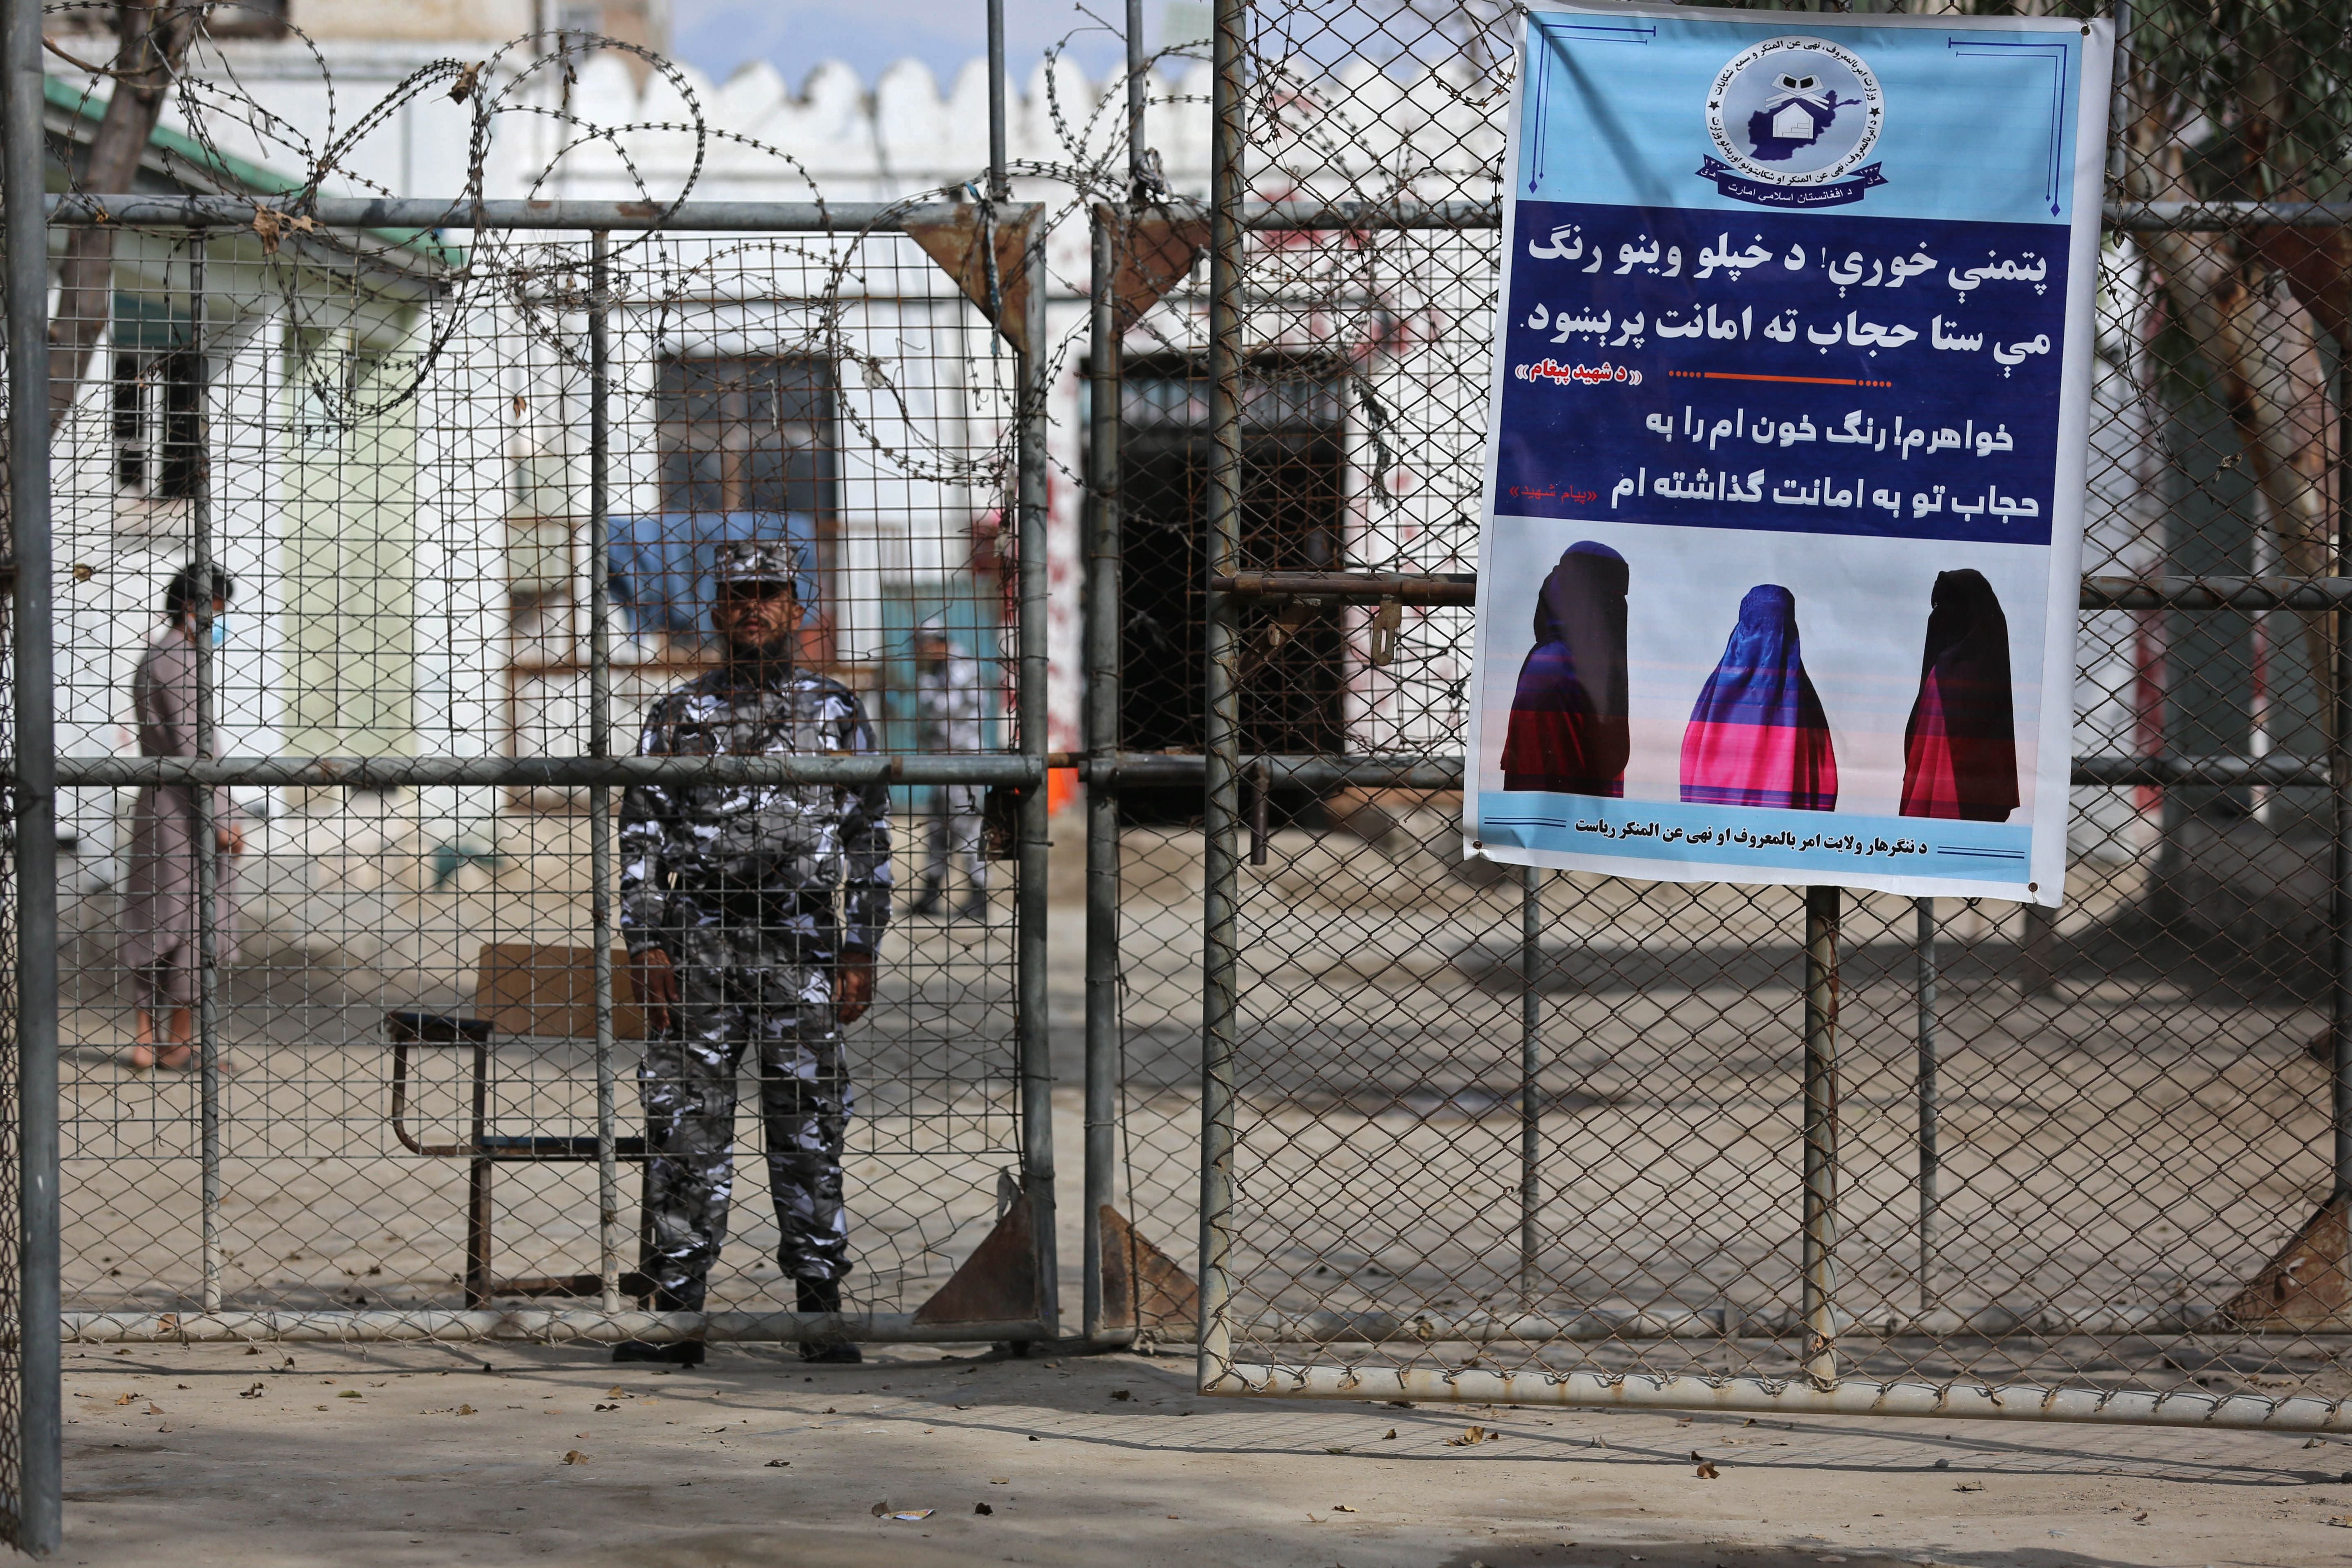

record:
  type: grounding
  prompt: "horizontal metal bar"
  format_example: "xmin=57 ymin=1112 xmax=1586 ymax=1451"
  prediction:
xmin=1207 ymin=1362 xmax=2352 ymax=1432
xmin=1088 ymin=752 xmax=1466 ymax=789
xmin=2073 ymin=754 xmax=2329 ymax=787
xmin=1217 ymin=200 xmax=2352 ymax=233
xmin=1214 ymin=570 xmax=1475 ymax=606
xmin=59 ymin=1309 xmax=1048 ymax=1345
xmin=44 ymin=754 xmax=1044 ymax=789
xmin=2108 ymin=201 xmax=2352 ymax=231
xmin=1086 ymin=751 xmax=2297 ymax=790
xmin=1188 ymin=1302 xmax=2227 ymax=1344
xmin=40 ymin=195 xmax=1040 ymax=234
xmin=1238 ymin=199 xmax=1503 ymax=231
xmin=2081 ymin=575 xmax=2352 ymax=610
xmin=1221 ymin=569 xmax=2352 ymax=612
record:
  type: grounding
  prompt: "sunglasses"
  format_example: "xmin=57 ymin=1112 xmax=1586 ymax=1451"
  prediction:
xmin=715 ymin=580 xmax=798 ymax=603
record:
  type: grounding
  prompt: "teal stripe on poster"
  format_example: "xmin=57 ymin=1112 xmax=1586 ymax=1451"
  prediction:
xmin=1476 ymin=791 xmax=2033 ymax=886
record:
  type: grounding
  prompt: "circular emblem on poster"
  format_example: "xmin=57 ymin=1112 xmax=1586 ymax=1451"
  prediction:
xmin=1705 ymin=35 xmax=1883 ymax=187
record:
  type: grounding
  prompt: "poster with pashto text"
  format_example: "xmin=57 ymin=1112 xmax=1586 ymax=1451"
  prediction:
xmin=1463 ymin=0 xmax=2111 ymax=905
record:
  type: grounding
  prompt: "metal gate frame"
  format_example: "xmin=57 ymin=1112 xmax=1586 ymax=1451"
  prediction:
xmin=22 ymin=191 xmax=1058 ymax=1354
xmin=1185 ymin=0 xmax=2352 ymax=1434
xmin=2 ymin=81 xmax=1060 ymax=1563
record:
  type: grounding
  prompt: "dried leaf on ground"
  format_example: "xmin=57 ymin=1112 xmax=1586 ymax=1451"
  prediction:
xmin=561 ymin=1450 xmax=588 ymax=1465
xmin=1955 ymin=1482 xmax=1986 ymax=1493
xmin=1381 ymin=1429 xmax=1396 ymax=1440
xmin=238 ymin=1383 xmax=263 ymax=1399
xmin=891 ymin=1510 xmax=934 ymax=1522
xmin=1694 ymin=1459 xmax=1721 ymax=1480
xmin=1332 ymin=1503 xmax=1357 ymax=1512
xmin=870 ymin=1501 xmax=889 ymax=1517
xmin=765 ymin=1459 xmax=790 ymax=1468
xmin=1444 ymin=1425 xmax=1497 ymax=1447
xmin=974 ymin=1503 xmax=993 ymax=1515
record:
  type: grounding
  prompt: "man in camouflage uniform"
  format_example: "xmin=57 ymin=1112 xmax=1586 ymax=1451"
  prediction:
xmin=616 ymin=540 xmax=890 ymax=1367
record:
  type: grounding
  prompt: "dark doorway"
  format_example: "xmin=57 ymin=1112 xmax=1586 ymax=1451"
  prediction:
xmin=1115 ymin=355 xmax=1346 ymax=819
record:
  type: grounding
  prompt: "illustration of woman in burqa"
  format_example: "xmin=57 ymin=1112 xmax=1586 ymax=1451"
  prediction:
xmin=1899 ymin=568 xmax=2019 ymax=821
xmin=1680 ymin=584 xmax=1838 ymax=810
xmin=1500 ymin=540 xmax=1630 ymax=795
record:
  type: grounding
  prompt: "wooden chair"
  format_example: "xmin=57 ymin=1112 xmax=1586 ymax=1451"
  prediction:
xmin=388 ymin=943 xmax=653 ymax=1306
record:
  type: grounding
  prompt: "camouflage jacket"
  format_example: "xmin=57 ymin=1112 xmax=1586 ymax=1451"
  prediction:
xmin=618 ymin=659 xmax=892 ymax=962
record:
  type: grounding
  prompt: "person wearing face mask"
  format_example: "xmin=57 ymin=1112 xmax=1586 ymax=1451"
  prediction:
xmin=614 ymin=540 xmax=892 ymax=1366
xmin=121 ymin=561 xmax=244 ymax=1071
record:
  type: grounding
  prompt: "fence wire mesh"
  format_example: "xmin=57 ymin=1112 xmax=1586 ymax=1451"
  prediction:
xmin=2 ymin=0 xmax=2348 ymax=1462
xmin=26 ymin=13 xmax=1056 ymax=1339
xmin=1187 ymin=0 xmax=2352 ymax=1425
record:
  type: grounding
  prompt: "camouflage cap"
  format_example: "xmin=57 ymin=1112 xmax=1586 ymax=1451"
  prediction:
xmin=712 ymin=539 xmax=803 ymax=590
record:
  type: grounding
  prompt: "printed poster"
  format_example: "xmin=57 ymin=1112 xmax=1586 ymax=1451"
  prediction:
xmin=1464 ymin=0 xmax=2112 ymax=905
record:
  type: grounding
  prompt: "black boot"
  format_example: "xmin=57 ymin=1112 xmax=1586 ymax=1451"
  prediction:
xmin=796 ymin=1277 xmax=861 ymax=1364
xmin=614 ymin=1285 xmax=706 ymax=1366
xmin=910 ymin=879 xmax=944 ymax=916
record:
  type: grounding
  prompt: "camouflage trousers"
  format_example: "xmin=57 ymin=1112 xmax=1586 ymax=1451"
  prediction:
xmin=637 ymin=927 xmax=851 ymax=1310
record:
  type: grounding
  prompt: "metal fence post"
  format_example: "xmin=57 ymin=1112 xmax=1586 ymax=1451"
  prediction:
xmin=587 ymin=232 xmax=622 ymax=1315
xmin=2333 ymin=350 xmax=2352 ymax=1210
xmin=1083 ymin=206 xmax=1123 ymax=1344
xmin=5 ymin=0 xmax=63 ymax=1538
xmin=1915 ymin=896 xmax=1939 ymax=1318
xmin=1016 ymin=188 xmax=1060 ymax=1338
xmin=1198 ymin=0 xmax=1246 ymax=1395
xmin=1803 ymin=884 xmax=1841 ymax=1385
xmin=1519 ymin=865 xmax=1542 ymax=1299
xmin=186 ymin=241 xmax=224 ymax=1319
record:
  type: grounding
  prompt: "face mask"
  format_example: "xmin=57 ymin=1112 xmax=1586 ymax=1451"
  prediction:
xmin=210 ymin=615 xmax=228 ymax=649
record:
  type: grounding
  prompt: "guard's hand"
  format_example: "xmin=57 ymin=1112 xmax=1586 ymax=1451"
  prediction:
xmin=836 ymin=949 xmax=877 ymax=1024
xmin=632 ymin=947 xmax=680 ymax=1035
xmin=216 ymin=823 xmax=244 ymax=857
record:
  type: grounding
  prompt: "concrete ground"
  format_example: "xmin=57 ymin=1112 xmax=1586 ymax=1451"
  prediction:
xmin=53 ymin=1337 xmax=2352 ymax=1568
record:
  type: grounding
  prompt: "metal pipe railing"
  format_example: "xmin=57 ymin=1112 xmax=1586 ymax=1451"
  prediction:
xmin=1014 ymin=183 xmax=1060 ymax=1338
xmin=187 ymin=241 xmax=225 ymax=1320
xmin=60 ymin=1309 xmax=1049 ymax=1345
xmin=35 ymin=195 xmax=2352 ymax=236
xmin=1207 ymin=1362 xmax=2352 ymax=1433
xmin=1802 ymin=886 xmax=1842 ymax=1386
xmin=5 ymin=0 xmax=63 ymax=1543
xmin=1071 ymin=750 xmax=2325 ymax=791
xmin=1518 ymin=865 xmax=1542 ymax=1300
xmin=40 ymin=754 xmax=1046 ymax=788
xmin=1213 ymin=569 xmax=2352 ymax=611
xmin=1196 ymin=0 xmax=1248 ymax=1401
xmin=1915 ymin=898 xmax=1941 ymax=1319
xmin=585 ymin=232 xmax=623 ymax=1316
xmin=1082 ymin=207 xmax=1125 ymax=1345
xmin=39 ymin=195 xmax=1034 ymax=233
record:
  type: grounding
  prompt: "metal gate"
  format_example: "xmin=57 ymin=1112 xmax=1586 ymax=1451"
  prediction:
xmin=1168 ymin=0 xmax=2352 ymax=1432
xmin=0 ymin=22 xmax=1070 ymax=1547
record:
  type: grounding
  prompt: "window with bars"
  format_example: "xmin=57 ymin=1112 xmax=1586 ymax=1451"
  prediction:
xmin=111 ymin=350 xmax=206 ymax=501
xmin=653 ymin=355 xmax=839 ymax=520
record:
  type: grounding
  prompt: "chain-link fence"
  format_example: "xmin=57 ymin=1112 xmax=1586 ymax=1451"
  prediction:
xmin=5 ymin=1 xmax=2352 ymax=1550
xmin=1174 ymin=0 xmax=2352 ymax=1431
